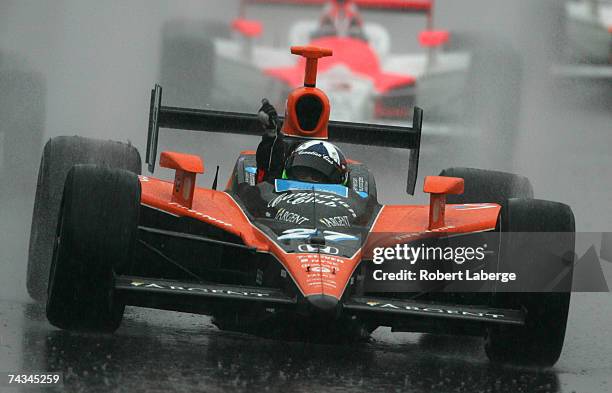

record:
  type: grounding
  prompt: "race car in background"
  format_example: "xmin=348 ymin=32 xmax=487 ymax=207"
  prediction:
xmin=161 ymin=0 xmax=524 ymax=167
xmin=160 ymin=0 xmax=472 ymax=123
xmin=553 ymin=0 xmax=612 ymax=78
xmin=28 ymin=45 xmax=573 ymax=367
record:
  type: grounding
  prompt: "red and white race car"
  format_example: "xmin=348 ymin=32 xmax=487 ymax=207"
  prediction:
xmin=160 ymin=0 xmax=472 ymax=125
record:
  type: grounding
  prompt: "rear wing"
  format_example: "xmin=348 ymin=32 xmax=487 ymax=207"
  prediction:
xmin=241 ymin=0 xmax=434 ymax=28
xmin=242 ymin=0 xmax=432 ymax=13
xmin=146 ymin=84 xmax=422 ymax=194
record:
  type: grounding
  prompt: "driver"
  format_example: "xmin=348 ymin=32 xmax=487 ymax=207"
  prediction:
xmin=255 ymin=100 xmax=348 ymax=185
xmin=283 ymin=140 xmax=348 ymax=185
xmin=314 ymin=0 xmax=366 ymax=41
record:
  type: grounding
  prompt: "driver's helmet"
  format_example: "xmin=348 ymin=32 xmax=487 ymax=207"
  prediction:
xmin=283 ymin=140 xmax=348 ymax=184
xmin=316 ymin=0 xmax=364 ymax=40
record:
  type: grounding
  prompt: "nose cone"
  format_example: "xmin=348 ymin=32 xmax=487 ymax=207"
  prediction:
xmin=306 ymin=294 xmax=340 ymax=314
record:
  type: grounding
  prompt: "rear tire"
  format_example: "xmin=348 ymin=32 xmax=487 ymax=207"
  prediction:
xmin=439 ymin=167 xmax=533 ymax=204
xmin=485 ymin=198 xmax=575 ymax=367
xmin=46 ymin=165 xmax=140 ymax=332
xmin=27 ymin=136 xmax=141 ymax=302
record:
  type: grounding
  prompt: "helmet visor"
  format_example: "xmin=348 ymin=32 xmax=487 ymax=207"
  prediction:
xmin=285 ymin=153 xmax=344 ymax=184
xmin=288 ymin=166 xmax=332 ymax=183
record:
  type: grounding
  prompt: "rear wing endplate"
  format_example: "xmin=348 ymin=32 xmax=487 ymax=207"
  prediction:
xmin=146 ymin=84 xmax=422 ymax=194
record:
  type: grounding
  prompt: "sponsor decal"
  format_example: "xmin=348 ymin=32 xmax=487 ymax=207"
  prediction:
xmin=277 ymin=228 xmax=358 ymax=242
xmin=274 ymin=179 xmax=349 ymax=198
xmin=297 ymin=254 xmax=345 ymax=265
xmin=351 ymin=176 xmax=368 ymax=193
xmin=297 ymin=244 xmax=340 ymax=255
xmin=168 ymin=202 xmax=232 ymax=227
xmin=274 ymin=208 xmax=310 ymax=225
xmin=293 ymin=140 xmax=342 ymax=167
xmin=453 ymin=203 xmax=497 ymax=210
xmin=129 ymin=281 xmax=270 ymax=297
xmin=308 ymin=266 xmax=332 ymax=273
xmin=268 ymin=192 xmax=356 ymax=217
xmin=297 ymin=252 xmax=346 ymax=281
xmin=297 ymin=150 xmax=335 ymax=165
xmin=319 ymin=215 xmax=350 ymax=228
xmin=363 ymin=301 xmax=506 ymax=319
xmin=244 ymin=166 xmax=256 ymax=186
xmin=392 ymin=225 xmax=457 ymax=241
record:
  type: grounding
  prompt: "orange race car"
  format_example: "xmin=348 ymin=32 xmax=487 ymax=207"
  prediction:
xmin=28 ymin=46 xmax=574 ymax=367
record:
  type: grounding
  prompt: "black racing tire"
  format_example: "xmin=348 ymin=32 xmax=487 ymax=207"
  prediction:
xmin=439 ymin=167 xmax=533 ymax=205
xmin=485 ymin=198 xmax=575 ymax=367
xmin=27 ymin=136 xmax=141 ymax=302
xmin=46 ymin=165 xmax=141 ymax=332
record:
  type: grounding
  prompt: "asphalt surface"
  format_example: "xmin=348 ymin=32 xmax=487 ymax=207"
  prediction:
xmin=1 ymin=0 xmax=612 ymax=392
xmin=0 ymin=295 xmax=607 ymax=393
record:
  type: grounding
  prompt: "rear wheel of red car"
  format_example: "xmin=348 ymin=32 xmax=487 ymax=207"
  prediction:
xmin=27 ymin=136 xmax=141 ymax=302
xmin=46 ymin=165 xmax=140 ymax=332
xmin=485 ymin=198 xmax=575 ymax=367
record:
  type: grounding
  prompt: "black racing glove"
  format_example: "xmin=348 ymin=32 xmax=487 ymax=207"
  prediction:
xmin=257 ymin=99 xmax=279 ymax=136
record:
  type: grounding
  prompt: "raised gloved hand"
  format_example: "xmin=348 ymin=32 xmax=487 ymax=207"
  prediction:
xmin=257 ymin=99 xmax=278 ymax=133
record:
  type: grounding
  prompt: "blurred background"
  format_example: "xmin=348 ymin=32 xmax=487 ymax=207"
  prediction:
xmin=0 ymin=1 xmax=611 ymax=391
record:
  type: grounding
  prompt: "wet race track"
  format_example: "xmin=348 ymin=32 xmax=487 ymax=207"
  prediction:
xmin=1 ymin=0 xmax=612 ymax=392
xmin=0 ymin=296 xmax=608 ymax=393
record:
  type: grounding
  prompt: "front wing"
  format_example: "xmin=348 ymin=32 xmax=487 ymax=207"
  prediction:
xmin=115 ymin=276 xmax=525 ymax=328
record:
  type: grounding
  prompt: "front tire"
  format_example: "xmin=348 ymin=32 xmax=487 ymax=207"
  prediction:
xmin=27 ymin=136 xmax=141 ymax=302
xmin=46 ymin=165 xmax=140 ymax=332
xmin=485 ymin=198 xmax=575 ymax=367
xmin=439 ymin=167 xmax=573 ymax=366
